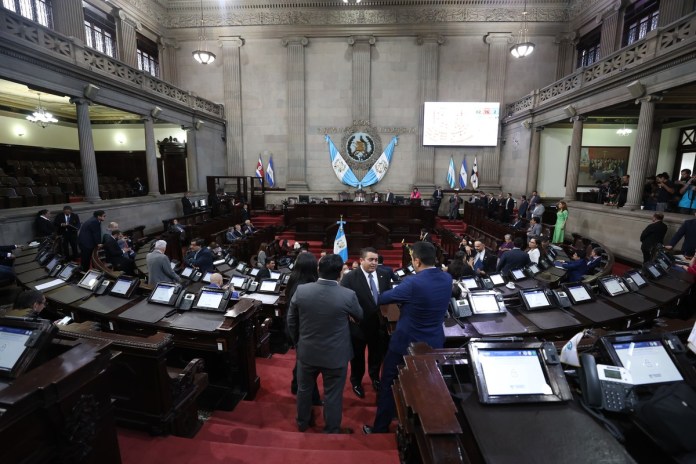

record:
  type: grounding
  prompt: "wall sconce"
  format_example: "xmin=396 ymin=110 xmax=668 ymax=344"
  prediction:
xmin=15 ymin=126 xmax=26 ymax=137
xmin=115 ymin=134 xmax=126 ymax=145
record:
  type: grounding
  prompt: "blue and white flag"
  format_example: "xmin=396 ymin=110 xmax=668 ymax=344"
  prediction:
xmin=360 ymin=136 xmax=398 ymax=187
xmin=326 ymin=135 xmax=397 ymax=188
xmin=333 ymin=219 xmax=348 ymax=263
xmin=255 ymin=156 xmax=264 ymax=185
xmin=446 ymin=156 xmax=456 ymax=189
xmin=326 ymin=136 xmax=360 ymax=187
xmin=265 ymin=156 xmax=275 ymax=188
xmin=470 ymin=156 xmax=479 ymax=190
xmin=459 ymin=158 xmax=468 ymax=189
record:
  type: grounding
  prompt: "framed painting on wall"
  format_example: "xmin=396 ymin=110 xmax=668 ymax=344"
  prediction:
xmin=565 ymin=146 xmax=630 ymax=187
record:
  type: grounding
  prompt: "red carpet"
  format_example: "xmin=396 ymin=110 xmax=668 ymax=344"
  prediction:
xmin=117 ymin=351 xmax=399 ymax=464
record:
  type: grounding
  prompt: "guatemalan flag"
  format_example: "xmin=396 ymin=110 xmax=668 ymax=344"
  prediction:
xmin=265 ymin=156 xmax=275 ymax=187
xmin=470 ymin=156 xmax=479 ymax=190
xmin=255 ymin=156 xmax=264 ymax=185
xmin=333 ymin=219 xmax=348 ymax=263
xmin=446 ymin=156 xmax=456 ymax=189
xmin=459 ymin=158 xmax=468 ymax=189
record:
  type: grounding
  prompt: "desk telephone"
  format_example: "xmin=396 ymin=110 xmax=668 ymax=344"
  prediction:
xmin=624 ymin=277 xmax=640 ymax=292
xmin=579 ymin=353 xmax=637 ymax=412
xmin=480 ymin=277 xmax=494 ymax=290
xmin=450 ymin=296 xmax=472 ymax=318
xmin=553 ymin=289 xmax=572 ymax=308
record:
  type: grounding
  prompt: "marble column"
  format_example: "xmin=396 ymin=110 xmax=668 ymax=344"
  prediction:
xmin=220 ymin=37 xmax=245 ymax=176
xmin=645 ymin=122 xmax=662 ymax=178
xmin=414 ymin=35 xmax=444 ymax=188
xmin=348 ymin=36 xmax=375 ymax=122
xmin=625 ymin=96 xmax=662 ymax=210
xmin=185 ymin=128 xmax=199 ymax=192
xmin=564 ymin=116 xmax=586 ymax=200
xmin=526 ymin=126 xmax=544 ymax=194
xmin=482 ymin=33 xmax=513 ymax=188
xmin=282 ymin=37 xmax=309 ymax=190
xmin=554 ymin=33 xmax=576 ymax=81
xmin=114 ymin=9 xmax=139 ymax=68
xmin=70 ymin=97 xmax=101 ymax=202
xmin=599 ymin=2 xmax=622 ymax=57
xmin=659 ymin=0 xmax=686 ymax=26
xmin=142 ymin=117 xmax=160 ymax=196
xmin=158 ymin=37 xmax=179 ymax=85
xmin=51 ymin=0 xmax=86 ymax=42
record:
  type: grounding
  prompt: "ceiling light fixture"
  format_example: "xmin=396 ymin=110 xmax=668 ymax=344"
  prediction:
xmin=342 ymin=0 xmax=362 ymax=3
xmin=192 ymin=0 xmax=216 ymax=65
xmin=616 ymin=123 xmax=633 ymax=136
xmin=26 ymin=93 xmax=58 ymax=128
xmin=510 ymin=0 xmax=535 ymax=58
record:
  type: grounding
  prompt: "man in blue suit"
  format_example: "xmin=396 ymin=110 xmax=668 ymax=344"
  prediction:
xmin=363 ymin=241 xmax=452 ymax=434
xmin=666 ymin=212 xmax=696 ymax=258
xmin=555 ymin=249 xmax=589 ymax=282
xmin=77 ymin=210 xmax=106 ymax=271
xmin=496 ymin=237 xmax=531 ymax=275
xmin=185 ymin=238 xmax=214 ymax=274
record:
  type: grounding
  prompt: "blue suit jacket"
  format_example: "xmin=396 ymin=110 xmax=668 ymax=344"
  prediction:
xmin=669 ymin=218 xmax=696 ymax=256
xmin=378 ymin=267 xmax=452 ymax=355
xmin=78 ymin=217 xmax=102 ymax=249
xmin=558 ymin=259 xmax=588 ymax=282
xmin=190 ymin=247 xmax=215 ymax=273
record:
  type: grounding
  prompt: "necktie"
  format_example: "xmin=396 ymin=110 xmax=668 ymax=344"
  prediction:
xmin=368 ymin=272 xmax=379 ymax=304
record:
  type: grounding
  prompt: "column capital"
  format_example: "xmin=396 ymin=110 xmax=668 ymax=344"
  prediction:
xmin=416 ymin=34 xmax=445 ymax=46
xmin=113 ymin=8 xmax=140 ymax=30
xmin=599 ymin=0 xmax=622 ymax=20
xmin=159 ymin=37 xmax=179 ymax=50
xmin=535 ymin=126 xmax=546 ymax=132
xmin=554 ymin=31 xmax=577 ymax=45
xmin=69 ymin=97 xmax=90 ymax=106
xmin=282 ymin=36 xmax=309 ymax=47
xmin=636 ymin=95 xmax=663 ymax=105
xmin=219 ymin=36 xmax=245 ymax=48
xmin=570 ymin=115 xmax=587 ymax=123
xmin=484 ymin=32 xmax=514 ymax=45
xmin=348 ymin=36 xmax=376 ymax=46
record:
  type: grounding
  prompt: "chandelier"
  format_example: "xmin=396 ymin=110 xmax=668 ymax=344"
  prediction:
xmin=26 ymin=93 xmax=58 ymax=128
xmin=192 ymin=0 xmax=216 ymax=65
xmin=616 ymin=123 xmax=633 ymax=136
xmin=510 ymin=1 xmax=535 ymax=58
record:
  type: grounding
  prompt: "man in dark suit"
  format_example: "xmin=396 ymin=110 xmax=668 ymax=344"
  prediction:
xmin=185 ymin=238 xmax=214 ymax=273
xmin=496 ymin=237 xmax=531 ymax=275
xmin=528 ymin=191 xmax=540 ymax=219
xmin=432 ymin=186 xmax=443 ymax=215
xmin=640 ymin=213 xmax=668 ymax=263
xmin=54 ymin=205 xmax=80 ymax=259
xmin=666 ymin=212 xmax=696 ymax=258
xmin=34 ymin=209 xmax=54 ymax=237
xmin=503 ymin=192 xmax=516 ymax=223
xmin=586 ymin=247 xmax=604 ymax=274
xmin=340 ymin=247 xmax=392 ymax=398
xmin=0 ymin=244 xmax=19 ymax=281
xmin=448 ymin=192 xmax=461 ymax=219
xmin=132 ymin=177 xmax=146 ymax=196
xmin=518 ymin=195 xmax=529 ymax=220
xmin=103 ymin=229 xmax=135 ymax=275
xmin=364 ymin=241 xmax=452 ymax=434
xmin=256 ymin=258 xmax=276 ymax=281
xmin=288 ymin=254 xmax=363 ymax=434
xmin=555 ymin=249 xmax=589 ymax=282
xmin=77 ymin=210 xmax=106 ymax=271
xmin=181 ymin=192 xmax=194 ymax=215
xmin=385 ymin=189 xmax=395 ymax=204
xmin=471 ymin=240 xmax=497 ymax=275
xmin=510 ymin=214 xmax=525 ymax=229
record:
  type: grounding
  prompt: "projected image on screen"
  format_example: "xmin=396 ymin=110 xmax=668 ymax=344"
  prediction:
xmin=197 ymin=290 xmax=224 ymax=309
xmin=568 ymin=285 xmax=592 ymax=302
xmin=522 ymin=290 xmax=550 ymax=309
xmin=470 ymin=294 xmax=500 ymax=314
xmin=613 ymin=341 xmax=683 ymax=385
xmin=603 ymin=278 xmax=625 ymax=296
xmin=259 ymin=280 xmax=278 ymax=293
xmin=423 ymin=102 xmax=500 ymax=146
xmin=462 ymin=278 xmax=479 ymax=290
xmin=111 ymin=278 xmax=132 ymax=296
xmin=150 ymin=285 xmax=175 ymax=304
xmin=511 ymin=269 xmax=526 ymax=280
xmin=629 ymin=272 xmax=646 ymax=287
xmin=490 ymin=274 xmax=505 ymax=285
xmin=479 ymin=350 xmax=552 ymax=396
xmin=0 ymin=326 xmax=32 ymax=370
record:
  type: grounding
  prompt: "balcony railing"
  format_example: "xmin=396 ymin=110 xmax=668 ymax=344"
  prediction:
xmin=0 ymin=8 xmax=224 ymax=119
xmin=505 ymin=12 xmax=696 ymax=119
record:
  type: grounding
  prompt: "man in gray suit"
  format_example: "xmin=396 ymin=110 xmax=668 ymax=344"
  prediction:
xmin=287 ymin=254 xmax=363 ymax=434
xmin=146 ymin=240 xmax=181 ymax=286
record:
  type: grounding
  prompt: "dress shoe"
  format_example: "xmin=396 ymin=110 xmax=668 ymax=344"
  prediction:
xmin=297 ymin=413 xmax=316 ymax=432
xmin=352 ymin=384 xmax=365 ymax=399
xmin=362 ymin=425 xmax=374 ymax=435
xmin=371 ymin=379 xmax=381 ymax=391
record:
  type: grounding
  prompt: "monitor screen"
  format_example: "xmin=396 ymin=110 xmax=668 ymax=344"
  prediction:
xmin=259 ymin=280 xmax=278 ymax=293
xmin=656 ymin=257 xmax=670 ymax=271
xmin=111 ymin=277 xmax=133 ymax=296
xmin=213 ymin=258 xmax=226 ymax=266
xmin=202 ymin=272 xmax=213 ymax=283
xmin=602 ymin=277 xmax=626 ymax=297
xmin=45 ymin=256 xmax=61 ymax=272
xmin=521 ymin=289 xmax=551 ymax=310
xmin=196 ymin=289 xmax=224 ymax=309
xmin=511 ymin=269 xmax=526 ymax=280
xmin=527 ymin=264 xmax=540 ymax=275
xmin=0 ymin=326 xmax=33 ymax=371
xmin=236 ymin=262 xmax=247 ymax=272
xmin=199 ymin=199 xmax=207 ymax=207
xmin=628 ymin=271 xmax=646 ymax=287
xmin=407 ymin=264 xmax=415 ymax=273
xmin=489 ymin=273 xmax=505 ymax=286
xmin=470 ymin=293 xmax=501 ymax=314
xmin=461 ymin=278 xmax=480 ymax=290
xmin=396 ymin=269 xmax=406 ymax=277
xmin=150 ymin=284 xmax=176 ymax=305
xmin=249 ymin=268 xmax=260 ymax=277
xmin=230 ymin=275 xmax=247 ymax=289
xmin=647 ymin=265 xmax=661 ymax=278
xmin=478 ymin=349 xmax=552 ymax=396
xmin=58 ymin=263 xmax=78 ymax=280
xmin=270 ymin=270 xmax=281 ymax=280
xmin=181 ymin=267 xmax=194 ymax=278
xmin=78 ymin=270 xmax=102 ymax=291
xmin=567 ymin=284 xmax=592 ymax=303
xmin=547 ymin=248 xmax=557 ymax=259
xmin=612 ymin=341 xmax=684 ymax=385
